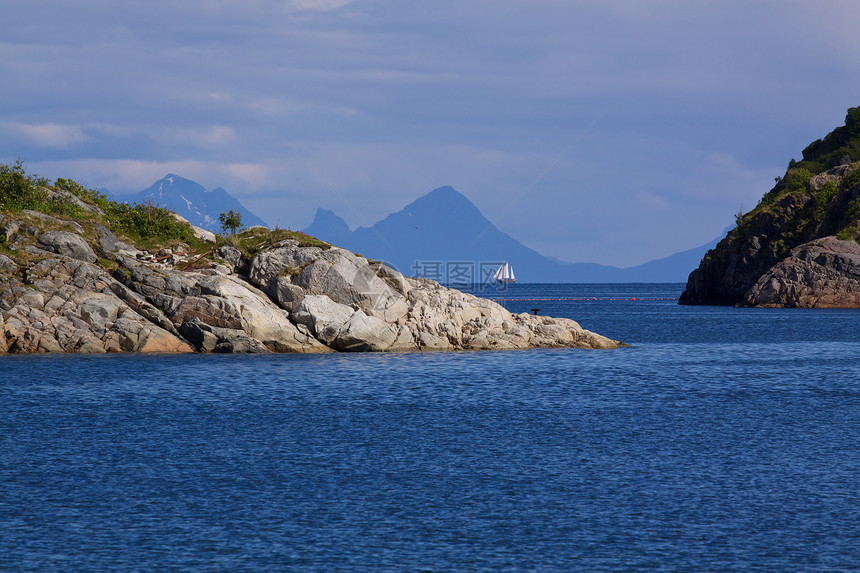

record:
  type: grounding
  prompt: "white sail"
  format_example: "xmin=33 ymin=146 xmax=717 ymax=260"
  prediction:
xmin=493 ymin=262 xmax=515 ymax=283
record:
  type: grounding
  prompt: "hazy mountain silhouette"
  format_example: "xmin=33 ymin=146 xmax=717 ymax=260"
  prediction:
xmin=120 ymin=174 xmax=268 ymax=232
xmin=304 ymin=185 xmax=719 ymax=283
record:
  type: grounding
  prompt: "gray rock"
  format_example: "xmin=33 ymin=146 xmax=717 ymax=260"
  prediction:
xmin=292 ymin=294 xmax=355 ymax=346
xmin=744 ymin=237 xmax=860 ymax=308
xmin=179 ymin=317 xmax=270 ymax=353
xmin=22 ymin=210 xmax=85 ymax=234
xmin=335 ymin=310 xmax=398 ymax=352
xmin=1 ymin=219 xmax=22 ymax=242
xmin=179 ymin=318 xmax=220 ymax=352
xmin=42 ymin=187 xmax=105 ymax=216
xmin=0 ymin=254 xmax=16 ymax=272
xmin=191 ymin=225 xmax=216 ymax=243
xmin=292 ymin=248 xmax=409 ymax=322
xmin=214 ymin=245 xmax=249 ymax=274
xmin=273 ymin=279 xmax=305 ymax=311
xmin=248 ymin=240 xmax=324 ymax=294
xmin=38 ymin=231 xmax=97 ymax=263
xmin=216 ymin=245 xmax=243 ymax=265
xmin=95 ymin=224 xmax=138 ymax=255
xmin=292 ymin=294 xmax=396 ymax=352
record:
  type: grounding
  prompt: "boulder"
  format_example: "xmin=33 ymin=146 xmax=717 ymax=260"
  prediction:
xmin=108 ymin=316 xmax=193 ymax=353
xmin=292 ymin=248 xmax=409 ymax=322
xmin=291 ymin=294 xmax=396 ymax=351
xmin=191 ymin=225 xmax=216 ymax=243
xmin=744 ymin=237 xmax=860 ymax=307
xmin=248 ymin=240 xmax=325 ymax=293
xmin=179 ymin=318 xmax=270 ymax=353
xmin=214 ymin=245 xmax=248 ymax=274
xmin=0 ymin=254 xmax=16 ymax=272
xmin=38 ymin=231 xmax=97 ymax=263
xmin=291 ymin=294 xmax=355 ymax=346
xmin=95 ymin=224 xmax=138 ymax=255
xmin=0 ymin=314 xmax=6 ymax=354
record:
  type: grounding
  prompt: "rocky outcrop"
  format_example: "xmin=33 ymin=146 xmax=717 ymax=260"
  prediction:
xmin=169 ymin=213 xmax=216 ymax=243
xmin=1 ymin=212 xmax=621 ymax=354
xmin=38 ymin=231 xmax=98 ymax=263
xmin=0 ymin=256 xmax=192 ymax=353
xmin=744 ymin=237 xmax=860 ymax=307
xmin=681 ymin=109 xmax=860 ymax=308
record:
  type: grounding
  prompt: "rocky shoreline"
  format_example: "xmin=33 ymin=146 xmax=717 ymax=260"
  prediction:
xmin=681 ymin=161 xmax=860 ymax=308
xmin=0 ymin=211 xmax=621 ymax=354
xmin=681 ymin=107 xmax=860 ymax=308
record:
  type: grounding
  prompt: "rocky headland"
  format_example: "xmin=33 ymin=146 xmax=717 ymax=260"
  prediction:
xmin=0 ymin=173 xmax=620 ymax=354
xmin=681 ymin=106 xmax=860 ymax=308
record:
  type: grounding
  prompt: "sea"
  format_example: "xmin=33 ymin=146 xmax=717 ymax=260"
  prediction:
xmin=2 ymin=283 xmax=859 ymax=572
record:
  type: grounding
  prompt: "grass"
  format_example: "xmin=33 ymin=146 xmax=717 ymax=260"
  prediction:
xmin=221 ymin=227 xmax=331 ymax=260
xmin=2 ymin=161 xmax=337 ymax=270
xmin=1 ymin=161 xmax=207 ymax=254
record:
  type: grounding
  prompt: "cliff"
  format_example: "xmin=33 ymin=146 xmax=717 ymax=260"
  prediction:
xmin=0 ymin=169 xmax=620 ymax=354
xmin=680 ymin=107 xmax=860 ymax=307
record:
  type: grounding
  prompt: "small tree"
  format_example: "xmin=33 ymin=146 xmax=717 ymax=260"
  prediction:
xmin=219 ymin=210 xmax=243 ymax=235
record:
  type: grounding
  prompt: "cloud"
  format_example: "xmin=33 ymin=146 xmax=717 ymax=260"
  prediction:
xmin=3 ymin=123 xmax=88 ymax=148
xmin=27 ymin=158 xmax=273 ymax=197
xmin=289 ymin=0 xmax=352 ymax=11
xmin=160 ymin=126 xmax=237 ymax=148
xmin=4 ymin=0 xmax=860 ymax=267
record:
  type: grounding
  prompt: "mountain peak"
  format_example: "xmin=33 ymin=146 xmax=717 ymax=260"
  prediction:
xmin=397 ymin=185 xmax=483 ymax=222
xmin=420 ymin=185 xmax=470 ymax=203
xmin=133 ymin=174 xmax=268 ymax=232
xmin=301 ymin=184 xmax=706 ymax=282
xmin=304 ymin=207 xmax=352 ymax=244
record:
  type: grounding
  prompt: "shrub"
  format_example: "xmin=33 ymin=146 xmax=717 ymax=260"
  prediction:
xmin=814 ymin=180 xmax=838 ymax=220
xmin=219 ymin=210 xmax=243 ymax=235
xmin=784 ymin=168 xmax=812 ymax=193
xmin=1 ymin=160 xmax=46 ymax=211
xmin=846 ymin=107 xmax=860 ymax=138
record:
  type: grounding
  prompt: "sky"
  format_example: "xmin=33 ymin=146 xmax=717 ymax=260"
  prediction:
xmin=2 ymin=0 xmax=860 ymax=267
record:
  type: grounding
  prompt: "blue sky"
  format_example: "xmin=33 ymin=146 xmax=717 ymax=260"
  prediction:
xmin=2 ymin=0 xmax=859 ymax=266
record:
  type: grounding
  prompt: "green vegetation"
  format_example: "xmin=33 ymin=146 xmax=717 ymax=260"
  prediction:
xmin=700 ymin=105 xmax=860 ymax=296
xmin=1 ymin=161 xmax=336 ymax=271
xmin=55 ymin=179 xmax=196 ymax=247
xmin=219 ymin=209 xmax=243 ymax=235
xmin=791 ymin=106 xmax=860 ymax=174
xmin=1 ymin=160 xmax=76 ymax=217
xmin=220 ymin=226 xmax=331 ymax=260
xmin=739 ymin=107 xmax=860 ymax=240
xmin=1 ymin=160 xmax=197 ymax=249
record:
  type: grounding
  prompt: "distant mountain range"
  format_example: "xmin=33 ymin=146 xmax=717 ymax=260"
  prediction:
xmin=305 ymin=185 xmax=723 ymax=283
xmin=109 ymin=175 xmax=719 ymax=282
xmin=111 ymin=174 xmax=268 ymax=232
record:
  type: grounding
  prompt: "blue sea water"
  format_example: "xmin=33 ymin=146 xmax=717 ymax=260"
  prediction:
xmin=2 ymin=283 xmax=859 ymax=572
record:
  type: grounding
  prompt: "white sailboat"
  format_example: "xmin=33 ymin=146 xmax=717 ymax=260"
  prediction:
xmin=493 ymin=262 xmax=516 ymax=284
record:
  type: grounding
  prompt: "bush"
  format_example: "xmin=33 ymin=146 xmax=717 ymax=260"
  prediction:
xmin=814 ymin=180 xmax=838 ymax=220
xmin=219 ymin=210 xmax=243 ymax=235
xmin=846 ymin=107 xmax=860 ymax=138
xmin=1 ymin=162 xmax=197 ymax=246
xmin=106 ymin=200 xmax=195 ymax=244
xmin=784 ymin=168 xmax=812 ymax=193
xmin=0 ymin=160 xmax=46 ymax=211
